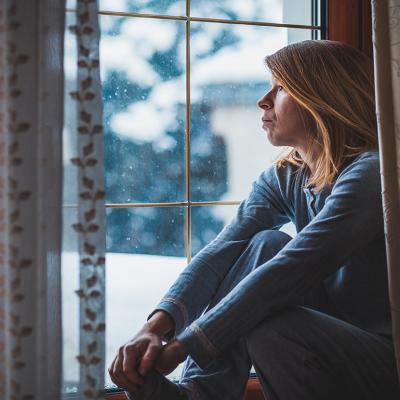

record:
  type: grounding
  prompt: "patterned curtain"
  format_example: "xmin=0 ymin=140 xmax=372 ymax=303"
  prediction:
xmin=0 ymin=1 xmax=65 ymax=399
xmin=371 ymin=0 xmax=400 ymax=382
xmin=68 ymin=0 xmax=106 ymax=398
xmin=0 ymin=0 xmax=106 ymax=399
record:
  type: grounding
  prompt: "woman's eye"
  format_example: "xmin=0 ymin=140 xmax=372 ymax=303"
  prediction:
xmin=276 ymin=85 xmax=284 ymax=92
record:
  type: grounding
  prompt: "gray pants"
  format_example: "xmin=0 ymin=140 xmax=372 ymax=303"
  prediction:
xmin=179 ymin=230 xmax=400 ymax=400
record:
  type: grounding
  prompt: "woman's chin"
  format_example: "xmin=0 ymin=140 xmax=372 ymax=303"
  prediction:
xmin=266 ymin=131 xmax=279 ymax=146
xmin=265 ymin=130 xmax=289 ymax=147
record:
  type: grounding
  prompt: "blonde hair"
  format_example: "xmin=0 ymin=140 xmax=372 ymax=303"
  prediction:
xmin=265 ymin=40 xmax=378 ymax=192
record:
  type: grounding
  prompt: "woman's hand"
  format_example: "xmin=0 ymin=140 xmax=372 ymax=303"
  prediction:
xmin=108 ymin=325 xmax=163 ymax=392
xmin=108 ymin=311 xmax=175 ymax=392
xmin=155 ymin=339 xmax=188 ymax=375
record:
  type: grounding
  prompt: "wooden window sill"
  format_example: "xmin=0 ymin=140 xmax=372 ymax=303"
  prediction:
xmin=105 ymin=377 xmax=264 ymax=400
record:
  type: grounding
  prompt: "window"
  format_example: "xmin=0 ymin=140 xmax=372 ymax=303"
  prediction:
xmin=62 ymin=0 xmax=324 ymax=393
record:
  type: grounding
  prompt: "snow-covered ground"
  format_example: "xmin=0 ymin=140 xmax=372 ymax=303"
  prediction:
xmin=62 ymin=252 xmax=188 ymax=387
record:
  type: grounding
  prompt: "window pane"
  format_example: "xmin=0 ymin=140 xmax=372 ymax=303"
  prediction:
xmin=192 ymin=205 xmax=239 ymax=256
xmin=102 ymin=0 xmax=185 ymax=16
xmin=105 ymin=252 xmax=187 ymax=386
xmin=106 ymin=207 xmax=185 ymax=256
xmin=68 ymin=0 xmax=322 ymax=25
xmin=62 ymin=206 xmax=187 ymax=391
xmin=100 ymin=15 xmax=186 ymax=203
xmin=63 ymin=12 xmax=80 ymax=392
xmin=105 ymin=206 xmax=187 ymax=385
xmin=62 ymin=208 xmax=80 ymax=394
xmin=67 ymin=0 xmax=186 ymax=15
xmin=190 ymin=24 xmax=315 ymax=202
xmin=191 ymin=0 xmax=319 ymax=25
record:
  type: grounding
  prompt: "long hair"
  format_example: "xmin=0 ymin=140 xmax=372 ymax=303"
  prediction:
xmin=265 ymin=40 xmax=378 ymax=192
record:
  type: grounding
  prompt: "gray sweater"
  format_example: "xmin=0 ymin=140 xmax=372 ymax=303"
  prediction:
xmin=149 ymin=150 xmax=391 ymax=369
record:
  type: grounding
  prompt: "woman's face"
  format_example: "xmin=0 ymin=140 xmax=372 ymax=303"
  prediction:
xmin=257 ymin=76 xmax=309 ymax=150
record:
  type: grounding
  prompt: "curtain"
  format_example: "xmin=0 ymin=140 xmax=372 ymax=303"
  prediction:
xmin=0 ymin=1 xmax=106 ymax=399
xmin=0 ymin=1 xmax=65 ymax=398
xmin=68 ymin=0 xmax=107 ymax=398
xmin=371 ymin=0 xmax=400 ymax=382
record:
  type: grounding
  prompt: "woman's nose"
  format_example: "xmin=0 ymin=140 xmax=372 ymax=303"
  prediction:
xmin=257 ymin=93 xmax=273 ymax=110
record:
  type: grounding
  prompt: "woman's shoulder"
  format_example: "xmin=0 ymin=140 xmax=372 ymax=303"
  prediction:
xmin=331 ymin=150 xmax=381 ymax=198
xmin=257 ymin=150 xmax=380 ymax=194
xmin=352 ymin=149 xmax=379 ymax=162
xmin=339 ymin=150 xmax=380 ymax=178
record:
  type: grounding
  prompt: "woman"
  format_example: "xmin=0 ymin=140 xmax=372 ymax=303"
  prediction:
xmin=109 ymin=40 xmax=400 ymax=400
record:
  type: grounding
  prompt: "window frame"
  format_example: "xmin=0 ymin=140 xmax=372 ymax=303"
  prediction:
xmin=327 ymin=0 xmax=372 ymax=58
xmin=64 ymin=0 xmax=373 ymax=398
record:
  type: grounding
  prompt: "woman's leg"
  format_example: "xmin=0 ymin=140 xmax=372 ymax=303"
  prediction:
xmin=246 ymin=306 xmax=400 ymax=400
xmin=180 ymin=230 xmax=292 ymax=400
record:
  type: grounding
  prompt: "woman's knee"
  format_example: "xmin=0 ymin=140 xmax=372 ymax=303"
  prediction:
xmin=247 ymin=229 xmax=292 ymax=259
xmin=245 ymin=306 xmax=308 ymax=355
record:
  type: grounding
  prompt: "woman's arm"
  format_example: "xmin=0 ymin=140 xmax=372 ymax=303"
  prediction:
xmin=109 ymin=164 xmax=292 ymax=390
xmin=176 ymin=153 xmax=383 ymax=368
xmin=147 ymin=164 xmax=291 ymax=339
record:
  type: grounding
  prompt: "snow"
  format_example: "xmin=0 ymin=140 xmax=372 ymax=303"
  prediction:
xmin=62 ymin=252 xmax=187 ymax=385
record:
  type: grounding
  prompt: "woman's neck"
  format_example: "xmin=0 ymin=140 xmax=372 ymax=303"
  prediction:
xmin=296 ymin=146 xmax=319 ymax=179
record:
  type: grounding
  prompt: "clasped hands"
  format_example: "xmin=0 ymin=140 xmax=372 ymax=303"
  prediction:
xmin=108 ymin=323 xmax=188 ymax=393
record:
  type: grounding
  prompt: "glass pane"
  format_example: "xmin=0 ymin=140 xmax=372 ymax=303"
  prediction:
xmin=62 ymin=207 xmax=80 ymax=394
xmin=191 ymin=206 xmax=297 ymax=258
xmin=64 ymin=10 xmax=79 ymax=206
xmin=191 ymin=0 xmax=319 ymax=25
xmin=105 ymin=207 xmax=187 ymax=384
xmin=106 ymin=207 xmax=185 ymax=256
xmin=192 ymin=205 xmax=239 ymax=256
xmin=63 ymin=11 xmax=80 ymax=392
xmin=100 ymin=0 xmax=185 ymax=16
xmin=100 ymin=15 xmax=186 ymax=203
xmin=61 ymin=206 xmax=187 ymax=391
xmin=190 ymin=24 xmax=315 ymax=201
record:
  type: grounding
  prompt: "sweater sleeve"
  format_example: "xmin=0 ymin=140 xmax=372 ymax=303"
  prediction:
xmin=147 ymin=164 xmax=291 ymax=338
xmin=176 ymin=154 xmax=384 ymax=368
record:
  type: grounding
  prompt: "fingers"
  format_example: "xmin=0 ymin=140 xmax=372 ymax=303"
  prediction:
xmin=108 ymin=346 xmax=144 ymax=392
xmin=109 ymin=356 xmax=134 ymax=391
xmin=123 ymin=345 xmax=145 ymax=384
xmin=110 ymin=370 xmax=138 ymax=393
xmin=138 ymin=344 xmax=160 ymax=376
xmin=108 ymin=331 xmax=164 ymax=392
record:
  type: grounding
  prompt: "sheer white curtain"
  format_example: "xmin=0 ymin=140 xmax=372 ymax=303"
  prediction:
xmin=371 ymin=0 xmax=400 ymax=382
xmin=0 ymin=1 xmax=106 ymax=399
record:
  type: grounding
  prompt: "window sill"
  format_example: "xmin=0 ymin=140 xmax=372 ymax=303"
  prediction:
xmin=105 ymin=377 xmax=264 ymax=400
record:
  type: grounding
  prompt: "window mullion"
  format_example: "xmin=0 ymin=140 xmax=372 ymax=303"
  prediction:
xmin=185 ymin=0 xmax=192 ymax=263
